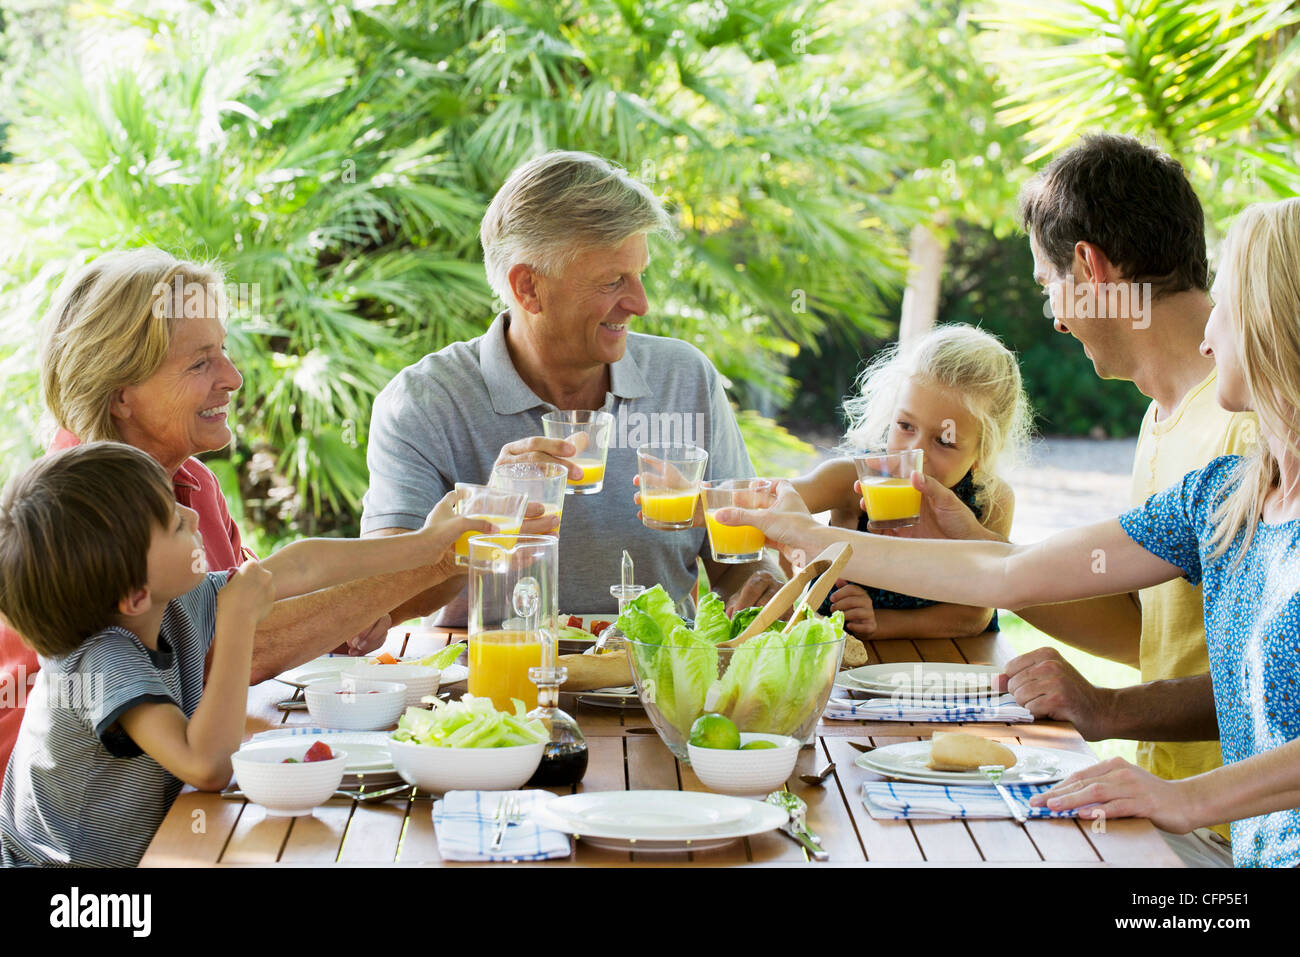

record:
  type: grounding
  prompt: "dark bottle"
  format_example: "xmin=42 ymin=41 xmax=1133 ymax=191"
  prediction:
xmin=527 ymin=741 xmax=589 ymax=786
xmin=526 ymin=664 xmax=588 ymax=786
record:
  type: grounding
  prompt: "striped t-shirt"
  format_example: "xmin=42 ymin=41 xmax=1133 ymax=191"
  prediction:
xmin=0 ymin=571 xmax=227 ymax=867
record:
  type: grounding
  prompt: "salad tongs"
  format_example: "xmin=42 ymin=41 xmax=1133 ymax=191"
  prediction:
xmin=722 ymin=542 xmax=852 ymax=647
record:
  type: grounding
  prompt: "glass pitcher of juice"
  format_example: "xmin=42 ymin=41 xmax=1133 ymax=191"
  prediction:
xmin=467 ymin=533 xmax=558 ymax=712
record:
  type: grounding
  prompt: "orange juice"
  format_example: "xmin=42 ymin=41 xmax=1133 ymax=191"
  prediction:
xmin=455 ymin=516 xmax=523 ymax=562
xmin=642 ymin=490 xmax=698 ymax=525
xmin=568 ymin=458 xmax=605 ymax=488
xmin=539 ymin=505 xmax=562 ymax=534
xmin=861 ymin=478 xmax=922 ymax=526
xmin=468 ymin=630 xmax=542 ymax=711
xmin=705 ymin=510 xmax=765 ymax=560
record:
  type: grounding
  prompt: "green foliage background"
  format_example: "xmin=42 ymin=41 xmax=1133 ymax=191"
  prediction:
xmin=2 ymin=0 xmax=1298 ymax=548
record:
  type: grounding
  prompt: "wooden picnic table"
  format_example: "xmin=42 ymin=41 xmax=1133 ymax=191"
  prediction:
xmin=140 ymin=628 xmax=1182 ymax=867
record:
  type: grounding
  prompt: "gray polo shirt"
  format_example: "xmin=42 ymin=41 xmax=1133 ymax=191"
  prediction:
xmin=361 ymin=314 xmax=754 ymax=618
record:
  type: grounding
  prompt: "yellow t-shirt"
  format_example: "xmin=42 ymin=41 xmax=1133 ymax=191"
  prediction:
xmin=1130 ymin=368 xmax=1258 ymax=839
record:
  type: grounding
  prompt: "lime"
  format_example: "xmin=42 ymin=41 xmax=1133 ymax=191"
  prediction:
xmin=740 ymin=740 xmax=778 ymax=750
xmin=688 ymin=713 xmax=741 ymax=750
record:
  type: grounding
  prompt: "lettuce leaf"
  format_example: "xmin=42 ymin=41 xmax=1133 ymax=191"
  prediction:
xmin=692 ymin=591 xmax=731 ymax=645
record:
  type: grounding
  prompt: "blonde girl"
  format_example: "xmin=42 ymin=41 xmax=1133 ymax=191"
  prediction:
xmin=725 ymin=199 xmax=1300 ymax=867
xmin=793 ymin=323 xmax=1032 ymax=639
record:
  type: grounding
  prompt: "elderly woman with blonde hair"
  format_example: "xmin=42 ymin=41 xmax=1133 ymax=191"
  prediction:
xmin=0 ymin=247 xmax=454 ymax=772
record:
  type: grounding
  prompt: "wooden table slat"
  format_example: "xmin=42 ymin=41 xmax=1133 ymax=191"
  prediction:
xmin=221 ymin=803 xmax=293 ymax=865
xmin=278 ymin=803 xmax=352 ymax=864
xmin=139 ymin=792 xmax=242 ymax=867
xmin=823 ymin=737 xmax=925 ymax=863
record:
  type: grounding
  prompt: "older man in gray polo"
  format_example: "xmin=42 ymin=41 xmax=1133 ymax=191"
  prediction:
xmin=361 ymin=151 xmax=783 ymax=622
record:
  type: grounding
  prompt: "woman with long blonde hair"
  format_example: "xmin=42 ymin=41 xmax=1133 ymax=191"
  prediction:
xmin=721 ymin=198 xmax=1300 ymax=867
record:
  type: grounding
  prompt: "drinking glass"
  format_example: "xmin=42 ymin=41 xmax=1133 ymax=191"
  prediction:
xmin=490 ymin=462 xmax=567 ymax=536
xmin=636 ymin=444 xmax=708 ymax=530
xmin=452 ymin=483 xmax=527 ymax=567
xmin=852 ymin=449 xmax=924 ymax=531
xmin=541 ymin=410 xmax=615 ymax=494
xmin=698 ymin=479 xmax=777 ymax=563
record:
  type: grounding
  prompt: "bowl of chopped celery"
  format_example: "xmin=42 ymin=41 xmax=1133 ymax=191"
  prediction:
xmin=386 ymin=695 xmax=547 ymax=792
xmin=621 ymin=586 xmax=846 ymax=764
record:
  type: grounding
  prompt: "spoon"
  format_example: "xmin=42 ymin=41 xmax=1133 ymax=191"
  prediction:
xmin=798 ymin=761 xmax=835 ymax=786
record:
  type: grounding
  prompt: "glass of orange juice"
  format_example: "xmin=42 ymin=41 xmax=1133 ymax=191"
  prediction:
xmin=852 ymin=449 xmax=924 ymax=531
xmin=637 ymin=444 xmax=708 ymax=530
xmin=467 ymin=533 xmax=558 ymax=713
xmin=452 ymin=483 xmax=527 ymax=567
xmin=490 ymin=462 xmax=567 ymax=536
xmin=699 ymin=479 xmax=777 ymax=563
xmin=541 ymin=410 xmax=614 ymax=495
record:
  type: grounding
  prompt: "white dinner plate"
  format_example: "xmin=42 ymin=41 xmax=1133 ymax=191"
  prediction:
xmin=855 ymin=740 xmax=1095 ymax=786
xmin=534 ymin=790 xmax=788 ymax=852
xmin=275 ymin=655 xmax=353 ymax=689
xmin=566 ymin=686 xmax=642 ymax=710
xmin=839 ymin=662 xmax=1003 ymax=695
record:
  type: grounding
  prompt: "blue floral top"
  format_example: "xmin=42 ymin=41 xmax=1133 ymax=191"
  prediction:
xmin=1118 ymin=455 xmax=1300 ymax=868
xmin=819 ymin=469 xmax=999 ymax=631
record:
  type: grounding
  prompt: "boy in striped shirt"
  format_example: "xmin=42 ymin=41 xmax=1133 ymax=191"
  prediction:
xmin=0 ymin=442 xmax=482 ymax=866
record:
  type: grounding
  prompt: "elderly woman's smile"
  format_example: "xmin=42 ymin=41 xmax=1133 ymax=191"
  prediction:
xmin=111 ymin=312 xmax=243 ymax=473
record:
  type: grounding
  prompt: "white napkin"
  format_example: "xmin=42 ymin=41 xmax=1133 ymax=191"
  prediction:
xmin=862 ymin=781 xmax=1081 ymax=819
xmin=823 ymin=693 xmax=1033 ymax=723
xmin=432 ymin=790 xmax=572 ymax=862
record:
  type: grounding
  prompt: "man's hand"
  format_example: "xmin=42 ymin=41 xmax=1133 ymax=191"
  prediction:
xmin=827 ymin=580 xmax=877 ymax=637
xmin=346 ymin=614 xmax=391 ymax=656
xmin=1030 ymin=757 xmax=1199 ymax=834
xmin=723 ymin=569 xmax=783 ymax=616
xmin=1002 ymin=647 xmax=1114 ymax=740
xmin=494 ymin=436 xmax=584 ymax=482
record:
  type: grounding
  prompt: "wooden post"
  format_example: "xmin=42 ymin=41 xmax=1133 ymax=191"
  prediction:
xmin=898 ymin=224 xmax=946 ymax=349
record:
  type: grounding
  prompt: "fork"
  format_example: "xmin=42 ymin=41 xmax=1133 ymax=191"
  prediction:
xmin=979 ymin=765 xmax=1028 ymax=824
xmin=489 ymin=793 xmax=523 ymax=851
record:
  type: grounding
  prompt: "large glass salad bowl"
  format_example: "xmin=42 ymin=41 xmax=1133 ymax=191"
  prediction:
xmin=620 ymin=586 xmax=846 ymax=763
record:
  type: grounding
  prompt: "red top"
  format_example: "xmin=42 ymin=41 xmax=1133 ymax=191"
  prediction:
xmin=0 ymin=430 xmax=253 ymax=776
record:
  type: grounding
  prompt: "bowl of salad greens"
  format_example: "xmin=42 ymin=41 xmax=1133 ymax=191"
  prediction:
xmin=387 ymin=695 xmax=548 ymax=792
xmin=620 ymin=586 xmax=846 ymax=764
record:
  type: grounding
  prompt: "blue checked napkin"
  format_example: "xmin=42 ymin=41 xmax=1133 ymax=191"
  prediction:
xmin=862 ymin=780 xmax=1081 ymax=819
xmin=432 ymin=790 xmax=572 ymax=862
xmin=823 ymin=693 xmax=1033 ymax=723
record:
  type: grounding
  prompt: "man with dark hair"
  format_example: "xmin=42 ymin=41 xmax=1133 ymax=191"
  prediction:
xmin=1005 ymin=133 xmax=1257 ymax=866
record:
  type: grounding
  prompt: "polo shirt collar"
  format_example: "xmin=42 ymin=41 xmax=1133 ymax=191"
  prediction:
xmin=482 ymin=312 xmax=653 ymax=414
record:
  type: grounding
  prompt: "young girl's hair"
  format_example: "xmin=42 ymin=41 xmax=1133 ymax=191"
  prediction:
xmin=1207 ymin=198 xmax=1300 ymax=564
xmin=841 ymin=323 xmax=1033 ymax=514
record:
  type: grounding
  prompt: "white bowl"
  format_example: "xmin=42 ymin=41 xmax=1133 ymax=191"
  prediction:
xmin=304 ymin=678 xmax=407 ymax=731
xmin=687 ymin=732 xmax=800 ymax=797
xmin=387 ymin=737 xmax=544 ymax=793
xmin=344 ymin=661 xmax=441 ymax=708
xmin=231 ymin=744 xmax=348 ymax=816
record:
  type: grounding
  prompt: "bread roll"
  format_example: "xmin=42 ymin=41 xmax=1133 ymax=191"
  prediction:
xmin=926 ymin=731 xmax=1017 ymax=771
xmin=557 ymin=651 xmax=633 ymax=691
xmin=841 ymin=636 xmax=869 ymax=668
